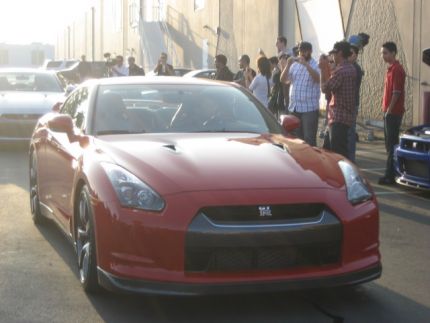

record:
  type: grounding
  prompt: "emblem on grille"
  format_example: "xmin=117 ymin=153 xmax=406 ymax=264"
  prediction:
xmin=258 ymin=206 xmax=272 ymax=217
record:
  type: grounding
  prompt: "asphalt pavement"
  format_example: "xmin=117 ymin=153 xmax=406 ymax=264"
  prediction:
xmin=0 ymin=140 xmax=429 ymax=323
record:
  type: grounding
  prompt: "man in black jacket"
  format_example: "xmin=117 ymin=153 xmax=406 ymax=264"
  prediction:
xmin=128 ymin=57 xmax=145 ymax=76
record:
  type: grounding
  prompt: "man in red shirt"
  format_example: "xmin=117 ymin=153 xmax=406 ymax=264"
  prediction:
xmin=379 ymin=42 xmax=406 ymax=185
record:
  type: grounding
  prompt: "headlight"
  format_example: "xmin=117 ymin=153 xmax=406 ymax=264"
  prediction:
xmin=101 ymin=163 xmax=165 ymax=211
xmin=338 ymin=160 xmax=373 ymax=205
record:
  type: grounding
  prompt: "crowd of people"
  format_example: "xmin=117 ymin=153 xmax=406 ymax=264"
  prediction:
xmin=212 ymin=35 xmax=405 ymax=185
xmin=76 ymin=35 xmax=405 ymax=185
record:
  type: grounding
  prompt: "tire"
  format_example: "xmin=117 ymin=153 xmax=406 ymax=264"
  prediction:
xmin=76 ymin=185 xmax=100 ymax=293
xmin=29 ymin=152 xmax=46 ymax=225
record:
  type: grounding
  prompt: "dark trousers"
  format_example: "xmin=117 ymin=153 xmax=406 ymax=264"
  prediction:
xmin=292 ymin=110 xmax=319 ymax=146
xmin=325 ymin=122 xmax=350 ymax=158
xmin=384 ymin=113 xmax=402 ymax=179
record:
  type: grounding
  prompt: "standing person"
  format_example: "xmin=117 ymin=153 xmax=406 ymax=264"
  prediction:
xmin=77 ymin=55 xmax=91 ymax=82
xmin=280 ymin=41 xmax=320 ymax=146
xmin=112 ymin=55 xmax=128 ymax=77
xmin=378 ymin=41 xmax=406 ymax=185
xmin=154 ymin=52 xmax=174 ymax=76
xmin=347 ymin=36 xmax=364 ymax=162
xmin=234 ymin=54 xmax=256 ymax=87
xmin=268 ymin=56 xmax=285 ymax=118
xmin=246 ymin=56 xmax=272 ymax=108
xmin=213 ymin=54 xmax=234 ymax=81
xmin=276 ymin=36 xmax=289 ymax=57
xmin=128 ymin=57 xmax=145 ymax=76
xmin=319 ymin=41 xmax=357 ymax=158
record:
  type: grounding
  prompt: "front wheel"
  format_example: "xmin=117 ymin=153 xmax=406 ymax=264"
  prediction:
xmin=29 ymin=152 xmax=45 ymax=225
xmin=76 ymin=185 xmax=100 ymax=292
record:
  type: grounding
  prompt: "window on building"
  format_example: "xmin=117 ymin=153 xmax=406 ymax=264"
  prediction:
xmin=31 ymin=50 xmax=45 ymax=66
xmin=129 ymin=0 xmax=139 ymax=28
xmin=110 ymin=0 xmax=123 ymax=32
xmin=194 ymin=0 xmax=205 ymax=11
xmin=0 ymin=49 xmax=8 ymax=65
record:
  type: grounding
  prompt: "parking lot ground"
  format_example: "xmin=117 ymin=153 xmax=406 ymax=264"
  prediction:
xmin=0 ymin=140 xmax=429 ymax=323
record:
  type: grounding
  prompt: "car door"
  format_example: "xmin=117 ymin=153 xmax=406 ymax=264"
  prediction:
xmin=45 ymin=88 xmax=90 ymax=231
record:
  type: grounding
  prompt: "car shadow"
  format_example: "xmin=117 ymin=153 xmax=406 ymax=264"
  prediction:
xmin=36 ymin=218 xmax=430 ymax=323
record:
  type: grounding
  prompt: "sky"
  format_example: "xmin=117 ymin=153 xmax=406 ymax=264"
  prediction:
xmin=0 ymin=0 xmax=91 ymax=45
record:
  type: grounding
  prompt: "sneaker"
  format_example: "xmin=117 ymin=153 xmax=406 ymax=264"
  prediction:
xmin=378 ymin=176 xmax=396 ymax=185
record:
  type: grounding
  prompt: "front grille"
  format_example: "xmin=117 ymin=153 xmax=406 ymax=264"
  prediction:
xmin=0 ymin=114 xmax=41 ymax=120
xmin=185 ymin=207 xmax=342 ymax=273
xmin=202 ymin=204 xmax=325 ymax=223
xmin=401 ymin=139 xmax=430 ymax=153
xmin=401 ymin=159 xmax=430 ymax=179
xmin=186 ymin=244 xmax=340 ymax=272
xmin=0 ymin=121 xmax=36 ymax=138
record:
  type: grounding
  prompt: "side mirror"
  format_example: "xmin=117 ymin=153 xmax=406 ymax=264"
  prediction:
xmin=47 ymin=114 xmax=89 ymax=147
xmin=280 ymin=114 xmax=301 ymax=133
xmin=48 ymin=114 xmax=74 ymax=135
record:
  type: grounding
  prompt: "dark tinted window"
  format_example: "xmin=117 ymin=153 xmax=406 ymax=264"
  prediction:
xmin=93 ymin=84 xmax=282 ymax=135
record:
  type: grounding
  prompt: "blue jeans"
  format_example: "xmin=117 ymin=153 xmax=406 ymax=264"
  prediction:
xmin=347 ymin=108 xmax=358 ymax=162
xmin=292 ymin=110 xmax=319 ymax=146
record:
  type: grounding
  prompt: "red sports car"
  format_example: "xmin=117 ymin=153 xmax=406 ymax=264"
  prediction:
xmin=29 ymin=77 xmax=381 ymax=295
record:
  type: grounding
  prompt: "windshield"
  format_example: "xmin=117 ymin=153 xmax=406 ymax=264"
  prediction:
xmin=94 ymin=84 xmax=283 ymax=135
xmin=0 ymin=72 xmax=64 ymax=92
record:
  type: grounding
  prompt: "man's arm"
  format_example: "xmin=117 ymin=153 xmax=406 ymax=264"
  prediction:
xmin=299 ymin=57 xmax=320 ymax=83
xmin=386 ymin=92 xmax=401 ymax=114
xmin=319 ymin=57 xmax=332 ymax=93
xmin=280 ymin=57 xmax=295 ymax=84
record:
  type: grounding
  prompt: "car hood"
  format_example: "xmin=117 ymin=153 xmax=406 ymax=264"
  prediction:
xmin=96 ymin=133 xmax=345 ymax=195
xmin=0 ymin=92 xmax=64 ymax=115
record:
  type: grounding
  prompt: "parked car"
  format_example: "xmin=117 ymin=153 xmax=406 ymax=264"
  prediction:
xmin=42 ymin=59 xmax=79 ymax=70
xmin=183 ymin=69 xmax=216 ymax=79
xmin=0 ymin=68 xmax=66 ymax=142
xmin=394 ymin=124 xmax=430 ymax=189
xmin=29 ymin=76 xmax=381 ymax=295
xmin=57 ymin=61 xmax=107 ymax=84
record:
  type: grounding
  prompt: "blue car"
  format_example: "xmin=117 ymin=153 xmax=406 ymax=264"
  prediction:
xmin=394 ymin=124 xmax=430 ymax=189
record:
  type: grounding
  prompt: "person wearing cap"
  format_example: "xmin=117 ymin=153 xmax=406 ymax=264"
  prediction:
xmin=347 ymin=35 xmax=364 ymax=162
xmin=280 ymin=41 xmax=321 ymax=146
xmin=234 ymin=54 xmax=256 ymax=87
xmin=378 ymin=41 xmax=406 ymax=185
xmin=319 ymin=41 xmax=357 ymax=158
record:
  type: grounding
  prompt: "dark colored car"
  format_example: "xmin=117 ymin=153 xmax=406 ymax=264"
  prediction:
xmin=0 ymin=68 xmax=66 ymax=142
xmin=29 ymin=77 xmax=381 ymax=295
xmin=394 ymin=124 xmax=430 ymax=189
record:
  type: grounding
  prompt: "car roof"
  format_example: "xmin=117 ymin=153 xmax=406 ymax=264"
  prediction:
xmin=81 ymin=76 xmax=233 ymax=87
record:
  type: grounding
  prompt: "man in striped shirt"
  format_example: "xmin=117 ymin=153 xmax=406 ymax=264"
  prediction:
xmin=281 ymin=41 xmax=320 ymax=146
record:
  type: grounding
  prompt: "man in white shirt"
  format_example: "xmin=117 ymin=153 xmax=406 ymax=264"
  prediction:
xmin=280 ymin=41 xmax=320 ymax=146
xmin=112 ymin=55 xmax=128 ymax=77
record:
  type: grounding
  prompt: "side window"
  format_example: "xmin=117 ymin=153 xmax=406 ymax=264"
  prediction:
xmin=74 ymin=87 xmax=90 ymax=129
xmin=60 ymin=92 xmax=78 ymax=117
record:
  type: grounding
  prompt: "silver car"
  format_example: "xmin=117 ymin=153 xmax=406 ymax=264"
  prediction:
xmin=0 ymin=68 xmax=66 ymax=142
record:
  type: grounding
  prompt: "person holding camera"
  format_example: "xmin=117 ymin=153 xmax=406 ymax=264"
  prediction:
xmin=112 ymin=55 xmax=128 ymax=77
xmin=280 ymin=41 xmax=320 ymax=146
xmin=154 ymin=52 xmax=174 ymax=76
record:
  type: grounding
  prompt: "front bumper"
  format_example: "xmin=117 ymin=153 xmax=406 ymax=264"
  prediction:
xmin=394 ymin=138 xmax=430 ymax=190
xmin=97 ymin=263 xmax=382 ymax=296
